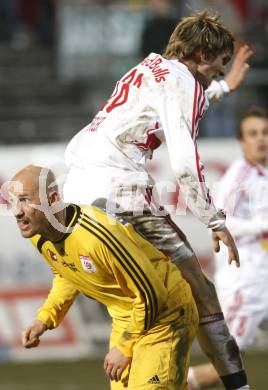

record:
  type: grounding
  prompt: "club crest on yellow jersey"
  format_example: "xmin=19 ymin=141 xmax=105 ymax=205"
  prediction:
xmin=79 ymin=255 xmax=96 ymax=273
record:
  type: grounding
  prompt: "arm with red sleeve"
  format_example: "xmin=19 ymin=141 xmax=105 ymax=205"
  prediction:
xmin=156 ymin=74 xmax=225 ymax=229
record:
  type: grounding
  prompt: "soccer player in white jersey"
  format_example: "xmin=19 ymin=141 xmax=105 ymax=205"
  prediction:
xmin=64 ymin=12 xmax=252 ymax=389
xmin=188 ymin=107 xmax=268 ymax=389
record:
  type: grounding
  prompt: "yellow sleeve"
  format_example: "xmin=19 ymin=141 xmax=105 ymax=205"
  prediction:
xmin=36 ymin=274 xmax=79 ymax=329
xmin=98 ymin=237 xmax=168 ymax=357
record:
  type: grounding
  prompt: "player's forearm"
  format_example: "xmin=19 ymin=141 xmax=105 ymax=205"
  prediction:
xmin=36 ymin=275 xmax=79 ymax=328
xmin=175 ymin=168 xmax=223 ymax=227
xmin=36 ymin=296 xmax=76 ymax=329
xmin=161 ymin=97 xmax=220 ymax=225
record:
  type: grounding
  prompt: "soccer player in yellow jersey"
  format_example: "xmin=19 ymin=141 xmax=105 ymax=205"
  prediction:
xmin=8 ymin=164 xmax=198 ymax=390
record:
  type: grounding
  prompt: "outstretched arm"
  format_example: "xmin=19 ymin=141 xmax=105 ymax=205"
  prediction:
xmin=157 ymin=76 xmax=239 ymax=266
xmin=206 ymin=45 xmax=253 ymax=102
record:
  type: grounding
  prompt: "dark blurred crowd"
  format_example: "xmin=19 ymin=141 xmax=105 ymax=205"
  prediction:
xmin=0 ymin=0 xmax=55 ymax=48
xmin=0 ymin=0 xmax=267 ymax=64
xmin=142 ymin=0 xmax=268 ymax=67
xmin=0 ymin=0 xmax=266 ymax=141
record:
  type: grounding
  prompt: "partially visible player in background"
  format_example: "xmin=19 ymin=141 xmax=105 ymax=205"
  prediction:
xmin=9 ymin=165 xmax=199 ymax=390
xmin=188 ymin=106 xmax=268 ymax=389
xmin=64 ymin=12 xmax=252 ymax=390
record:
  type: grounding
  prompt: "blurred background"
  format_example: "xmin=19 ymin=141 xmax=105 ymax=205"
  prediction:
xmin=0 ymin=1 xmax=267 ymax=389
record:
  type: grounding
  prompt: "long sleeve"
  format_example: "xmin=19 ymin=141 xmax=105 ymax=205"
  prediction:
xmin=36 ymin=274 xmax=79 ymax=329
xmin=206 ymin=80 xmax=230 ymax=103
xmin=99 ymin=236 xmax=168 ymax=356
xmin=156 ymin=76 xmax=224 ymax=227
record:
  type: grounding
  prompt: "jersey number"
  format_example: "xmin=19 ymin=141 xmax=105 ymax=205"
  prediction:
xmin=101 ymin=68 xmax=144 ymax=113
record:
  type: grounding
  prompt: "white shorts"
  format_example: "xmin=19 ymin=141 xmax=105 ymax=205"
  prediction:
xmin=215 ymin=245 xmax=268 ymax=350
xmin=92 ymin=197 xmax=195 ymax=264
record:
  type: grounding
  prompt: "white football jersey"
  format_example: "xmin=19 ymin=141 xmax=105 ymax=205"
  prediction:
xmin=215 ymin=158 xmax=268 ymax=276
xmin=64 ymin=53 xmax=226 ymax=225
xmin=215 ymin=158 xmax=268 ymax=244
xmin=214 ymin=158 xmax=268 ymax=347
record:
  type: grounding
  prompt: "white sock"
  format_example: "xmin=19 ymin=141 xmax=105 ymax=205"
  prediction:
xmin=188 ymin=367 xmax=201 ymax=390
xmin=236 ymin=386 xmax=250 ymax=389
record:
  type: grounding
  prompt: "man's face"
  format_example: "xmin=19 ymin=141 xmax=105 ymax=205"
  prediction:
xmin=8 ymin=178 xmax=49 ymax=239
xmin=240 ymin=116 xmax=268 ymax=165
xmin=197 ymin=51 xmax=231 ymax=87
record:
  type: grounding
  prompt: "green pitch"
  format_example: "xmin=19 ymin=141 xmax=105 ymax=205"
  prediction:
xmin=0 ymin=352 xmax=267 ymax=389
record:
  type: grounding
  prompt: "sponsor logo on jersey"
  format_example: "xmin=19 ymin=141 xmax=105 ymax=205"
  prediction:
xmin=79 ymin=255 xmax=97 ymax=273
xmin=141 ymin=54 xmax=170 ymax=83
xmin=47 ymin=248 xmax=57 ymax=261
xmin=62 ymin=260 xmax=79 ymax=272
xmin=86 ymin=115 xmax=105 ymax=132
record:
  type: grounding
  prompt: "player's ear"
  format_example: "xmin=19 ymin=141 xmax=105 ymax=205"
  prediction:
xmin=194 ymin=48 xmax=209 ymax=64
xmin=48 ymin=191 xmax=60 ymax=206
xmin=193 ymin=48 xmax=203 ymax=64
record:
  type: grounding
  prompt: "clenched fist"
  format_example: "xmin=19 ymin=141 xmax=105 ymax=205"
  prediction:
xmin=21 ymin=320 xmax=47 ymax=348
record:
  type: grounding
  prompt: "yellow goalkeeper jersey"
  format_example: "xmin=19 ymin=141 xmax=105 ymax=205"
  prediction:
xmin=31 ymin=204 xmax=193 ymax=356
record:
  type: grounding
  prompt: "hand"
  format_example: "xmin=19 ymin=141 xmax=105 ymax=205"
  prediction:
xmin=21 ymin=320 xmax=47 ymax=348
xmin=225 ymin=45 xmax=253 ymax=91
xmin=212 ymin=227 xmax=240 ymax=267
xmin=104 ymin=346 xmax=131 ymax=382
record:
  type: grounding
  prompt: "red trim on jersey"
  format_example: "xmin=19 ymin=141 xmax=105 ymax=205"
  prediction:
xmin=195 ymin=84 xmax=203 ymax=124
xmin=191 ymin=79 xmax=198 ymax=140
xmin=144 ymin=188 xmax=152 ymax=205
xmin=245 ymin=158 xmax=265 ymax=176
xmin=197 ymin=86 xmax=206 ymax=125
xmin=133 ymin=122 xmax=162 ymax=151
xmin=192 ymin=81 xmax=205 ymax=142
xmin=134 ymin=132 xmax=161 ymax=151
xmin=236 ymin=315 xmax=248 ymax=337
xmin=223 ymin=163 xmax=250 ymax=214
xmin=226 ymin=290 xmax=243 ymax=326
xmin=164 ymin=214 xmax=187 ymax=241
xmin=196 ymin=84 xmax=202 ymax=121
xmin=195 ymin=145 xmax=209 ymax=201
xmin=190 ymin=81 xmax=211 ymax=204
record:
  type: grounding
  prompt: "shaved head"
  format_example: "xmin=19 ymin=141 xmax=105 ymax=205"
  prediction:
xmin=12 ymin=165 xmax=57 ymax=197
xmin=9 ymin=165 xmax=63 ymax=239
